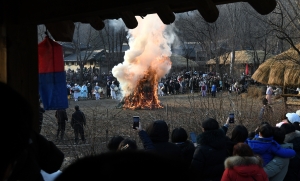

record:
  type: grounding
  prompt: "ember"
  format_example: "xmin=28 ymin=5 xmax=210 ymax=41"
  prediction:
xmin=123 ymin=68 xmax=163 ymax=110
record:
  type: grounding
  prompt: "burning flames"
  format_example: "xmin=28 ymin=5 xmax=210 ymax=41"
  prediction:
xmin=123 ymin=68 xmax=163 ymax=110
xmin=111 ymin=14 xmax=176 ymax=110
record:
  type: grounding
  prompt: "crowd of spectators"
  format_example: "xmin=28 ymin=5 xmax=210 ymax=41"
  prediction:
xmin=66 ymin=68 xmax=256 ymax=102
xmin=53 ymin=113 xmax=300 ymax=181
xmin=3 ymin=79 xmax=300 ymax=181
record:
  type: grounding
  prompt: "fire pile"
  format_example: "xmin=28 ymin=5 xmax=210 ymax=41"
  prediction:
xmin=123 ymin=68 xmax=163 ymax=110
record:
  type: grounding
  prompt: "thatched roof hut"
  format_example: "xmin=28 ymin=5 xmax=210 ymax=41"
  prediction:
xmin=251 ymin=44 xmax=300 ymax=87
xmin=206 ymin=50 xmax=271 ymax=65
xmin=170 ymin=54 xmax=199 ymax=68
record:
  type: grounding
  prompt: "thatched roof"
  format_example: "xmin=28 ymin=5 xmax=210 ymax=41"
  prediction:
xmin=206 ymin=50 xmax=272 ymax=65
xmin=251 ymin=44 xmax=300 ymax=87
xmin=170 ymin=54 xmax=199 ymax=68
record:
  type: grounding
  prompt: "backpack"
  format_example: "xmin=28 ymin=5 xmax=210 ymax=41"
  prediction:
xmin=202 ymin=85 xmax=206 ymax=91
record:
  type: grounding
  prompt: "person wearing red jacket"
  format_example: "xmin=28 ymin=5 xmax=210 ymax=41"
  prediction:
xmin=221 ymin=143 xmax=268 ymax=181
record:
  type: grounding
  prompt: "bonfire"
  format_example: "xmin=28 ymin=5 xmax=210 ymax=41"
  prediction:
xmin=123 ymin=68 xmax=163 ymax=110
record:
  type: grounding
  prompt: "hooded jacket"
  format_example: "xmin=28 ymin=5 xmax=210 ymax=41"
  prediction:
xmin=221 ymin=155 xmax=268 ymax=181
xmin=191 ymin=129 xmax=229 ymax=181
xmin=263 ymin=143 xmax=292 ymax=181
xmin=246 ymin=135 xmax=296 ymax=166
xmin=146 ymin=120 xmax=182 ymax=160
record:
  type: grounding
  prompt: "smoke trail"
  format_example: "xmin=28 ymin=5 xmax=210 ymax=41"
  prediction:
xmin=112 ymin=14 xmax=176 ymax=97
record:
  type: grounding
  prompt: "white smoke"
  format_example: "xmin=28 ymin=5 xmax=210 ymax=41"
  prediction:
xmin=112 ymin=14 xmax=176 ymax=98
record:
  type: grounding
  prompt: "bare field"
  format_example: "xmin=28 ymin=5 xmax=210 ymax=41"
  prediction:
xmin=40 ymin=88 xmax=300 ymax=169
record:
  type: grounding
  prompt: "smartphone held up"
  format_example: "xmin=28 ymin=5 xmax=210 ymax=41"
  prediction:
xmin=229 ymin=113 xmax=234 ymax=123
xmin=132 ymin=116 xmax=140 ymax=129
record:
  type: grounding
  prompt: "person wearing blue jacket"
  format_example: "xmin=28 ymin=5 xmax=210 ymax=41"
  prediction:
xmin=246 ymin=123 xmax=296 ymax=166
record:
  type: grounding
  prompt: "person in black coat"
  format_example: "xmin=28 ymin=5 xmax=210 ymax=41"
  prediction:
xmin=171 ymin=127 xmax=195 ymax=165
xmin=191 ymin=118 xmax=229 ymax=181
xmin=0 ymin=82 xmax=64 ymax=181
xmin=145 ymin=120 xmax=183 ymax=160
xmin=86 ymin=82 xmax=92 ymax=99
xmin=55 ymin=109 xmax=68 ymax=142
xmin=226 ymin=124 xmax=249 ymax=156
xmin=54 ymin=151 xmax=197 ymax=181
xmin=280 ymin=123 xmax=300 ymax=181
xmin=71 ymin=105 xmax=86 ymax=144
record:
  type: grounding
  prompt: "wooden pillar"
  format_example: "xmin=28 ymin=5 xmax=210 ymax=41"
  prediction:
xmin=283 ymin=86 xmax=287 ymax=111
xmin=0 ymin=22 xmax=39 ymax=132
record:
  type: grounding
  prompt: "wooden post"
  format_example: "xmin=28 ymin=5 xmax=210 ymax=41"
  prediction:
xmin=283 ymin=86 xmax=287 ymax=111
xmin=4 ymin=23 xmax=39 ymax=132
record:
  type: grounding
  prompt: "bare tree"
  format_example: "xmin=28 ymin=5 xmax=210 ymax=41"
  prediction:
xmin=71 ymin=23 xmax=100 ymax=84
xmin=98 ymin=20 xmax=128 ymax=74
xmin=260 ymin=0 xmax=300 ymax=63
xmin=175 ymin=11 xmax=226 ymax=75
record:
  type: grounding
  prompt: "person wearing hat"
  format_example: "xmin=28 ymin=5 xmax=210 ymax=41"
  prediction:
xmin=71 ymin=105 xmax=87 ymax=144
xmin=296 ymin=110 xmax=300 ymax=117
xmin=286 ymin=112 xmax=300 ymax=131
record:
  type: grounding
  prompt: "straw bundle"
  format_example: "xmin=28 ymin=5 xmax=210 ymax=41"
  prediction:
xmin=252 ymin=45 xmax=300 ymax=87
xmin=206 ymin=50 xmax=272 ymax=65
xmin=267 ymin=60 xmax=285 ymax=86
xmin=251 ymin=59 xmax=273 ymax=84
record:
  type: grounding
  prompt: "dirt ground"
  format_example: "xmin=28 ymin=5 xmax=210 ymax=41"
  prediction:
xmin=40 ymin=88 xmax=300 ymax=169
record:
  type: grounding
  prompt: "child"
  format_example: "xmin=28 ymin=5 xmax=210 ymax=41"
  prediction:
xmin=246 ymin=123 xmax=296 ymax=166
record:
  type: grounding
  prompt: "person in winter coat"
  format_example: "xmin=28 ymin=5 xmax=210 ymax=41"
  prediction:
xmin=0 ymin=82 xmax=64 ymax=181
xmin=263 ymin=127 xmax=292 ymax=181
xmin=134 ymin=121 xmax=155 ymax=151
xmin=55 ymin=109 xmax=68 ymax=142
xmin=226 ymin=124 xmax=249 ymax=156
xmin=200 ymin=83 xmax=207 ymax=97
xmin=145 ymin=120 xmax=183 ymax=160
xmin=107 ymin=135 xmax=125 ymax=151
xmin=171 ymin=127 xmax=195 ymax=165
xmin=246 ymin=123 xmax=296 ymax=166
xmin=191 ymin=118 xmax=230 ymax=181
xmin=280 ymin=123 xmax=300 ymax=181
xmin=71 ymin=105 xmax=86 ymax=144
xmin=54 ymin=151 xmax=197 ymax=181
xmin=221 ymin=143 xmax=268 ymax=181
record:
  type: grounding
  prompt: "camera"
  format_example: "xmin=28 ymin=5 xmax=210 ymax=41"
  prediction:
xmin=229 ymin=113 xmax=234 ymax=123
xmin=132 ymin=116 xmax=139 ymax=129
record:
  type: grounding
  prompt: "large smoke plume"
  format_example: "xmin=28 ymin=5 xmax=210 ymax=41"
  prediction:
xmin=112 ymin=14 xmax=176 ymax=98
